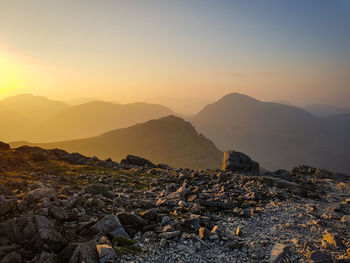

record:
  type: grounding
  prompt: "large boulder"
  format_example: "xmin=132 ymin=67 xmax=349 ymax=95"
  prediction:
xmin=90 ymin=215 xmax=129 ymax=239
xmin=0 ymin=142 xmax=10 ymax=151
xmin=117 ymin=212 xmax=147 ymax=229
xmin=222 ymin=150 xmax=259 ymax=173
xmin=25 ymin=187 xmax=56 ymax=203
xmin=121 ymin=155 xmax=156 ymax=168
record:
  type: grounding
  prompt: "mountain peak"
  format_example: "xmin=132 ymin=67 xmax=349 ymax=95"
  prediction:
xmin=217 ymin=93 xmax=261 ymax=104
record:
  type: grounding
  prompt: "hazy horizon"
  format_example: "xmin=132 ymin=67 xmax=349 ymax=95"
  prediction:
xmin=1 ymin=0 xmax=349 ymax=110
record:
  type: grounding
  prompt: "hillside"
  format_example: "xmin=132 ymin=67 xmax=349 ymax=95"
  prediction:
xmin=0 ymin=94 xmax=69 ymax=122
xmin=29 ymin=101 xmax=175 ymax=142
xmin=191 ymin=93 xmax=350 ymax=174
xmin=13 ymin=116 xmax=223 ymax=169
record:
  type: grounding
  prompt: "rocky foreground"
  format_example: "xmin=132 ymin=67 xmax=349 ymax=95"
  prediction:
xmin=0 ymin=142 xmax=349 ymax=263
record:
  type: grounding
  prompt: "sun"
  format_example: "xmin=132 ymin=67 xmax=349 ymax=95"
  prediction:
xmin=0 ymin=52 xmax=27 ymax=98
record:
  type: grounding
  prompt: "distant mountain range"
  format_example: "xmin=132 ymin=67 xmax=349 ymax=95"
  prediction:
xmin=0 ymin=94 xmax=175 ymax=142
xmin=30 ymin=101 xmax=174 ymax=142
xmin=0 ymin=94 xmax=69 ymax=122
xmin=191 ymin=93 xmax=350 ymax=174
xmin=2 ymin=92 xmax=350 ymax=173
xmin=11 ymin=116 xmax=223 ymax=169
xmin=304 ymin=104 xmax=350 ymax=117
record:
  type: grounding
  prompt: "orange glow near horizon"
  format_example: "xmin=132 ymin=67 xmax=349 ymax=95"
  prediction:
xmin=0 ymin=52 xmax=23 ymax=97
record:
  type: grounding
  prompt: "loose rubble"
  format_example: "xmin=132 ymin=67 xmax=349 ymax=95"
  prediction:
xmin=0 ymin=142 xmax=349 ymax=262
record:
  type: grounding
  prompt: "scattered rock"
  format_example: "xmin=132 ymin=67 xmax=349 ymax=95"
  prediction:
xmin=0 ymin=145 xmax=349 ymax=263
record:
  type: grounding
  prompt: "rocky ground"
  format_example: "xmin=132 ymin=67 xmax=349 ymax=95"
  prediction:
xmin=0 ymin=142 xmax=349 ymax=263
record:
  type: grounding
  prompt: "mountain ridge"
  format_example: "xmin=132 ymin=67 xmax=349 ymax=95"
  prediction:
xmin=191 ymin=93 xmax=350 ymax=174
xmin=10 ymin=115 xmax=223 ymax=169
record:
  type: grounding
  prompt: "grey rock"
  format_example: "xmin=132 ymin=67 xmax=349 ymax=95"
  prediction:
xmin=91 ymin=215 xmax=129 ymax=239
xmin=222 ymin=150 xmax=259 ymax=173
xmin=33 ymin=215 xmax=68 ymax=252
xmin=269 ymin=243 xmax=285 ymax=263
xmin=310 ymin=251 xmax=332 ymax=263
xmin=96 ymin=244 xmax=116 ymax=263
xmin=25 ymin=187 xmax=55 ymax=203
xmin=69 ymin=240 xmax=98 ymax=263
xmin=117 ymin=213 xmax=147 ymax=229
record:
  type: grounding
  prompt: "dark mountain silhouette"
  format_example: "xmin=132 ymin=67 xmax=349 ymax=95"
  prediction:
xmin=0 ymin=94 xmax=69 ymax=122
xmin=305 ymin=104 xmax=350 ymax=117
xmin=11 ymin=116 xmax=223 ymax=169
xmin=191 ymin=93 xmax=350 ymax=174
xmin=29 ymin=101 xmax=175 ymax=142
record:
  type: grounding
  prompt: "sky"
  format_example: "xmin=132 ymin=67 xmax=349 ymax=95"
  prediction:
xmin=0 ymin=0 xmax=349 ymax=108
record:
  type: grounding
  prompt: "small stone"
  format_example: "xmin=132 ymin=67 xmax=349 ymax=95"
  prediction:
xmin=310 ymin=251 xmax=332 ymax=263
xmin=177 ymin=244 xmax=186 ymax=250
xmin=341 ymin=215 xmax=350 ymax=224
xmin=163 ymin=225 xmax=175 ymax=232
xmin=235 ymin=226 xmax=241 ymax=236
xmin=178 ymin=200 xmax=187 ymax=207
xmin=195 ymin=241 xmax=201 ymax=250
xmin=96 ymin=244 xmax=116 ymax=263
xmin=322 ymin=230 xmax=344 ymax=248
xmin=321 ymin=214 xmax=328 ymax=220
xmin=159 ymin=231 xmax=181 ymax=239
xmin=269 ymin=243 xmax=285 ymax=263
xmin=161 ymin=216 xmax=171 ymax=225
xmin=209 ymin=233 xmax=219 ymax=240
xmin=98 ymin=236 xmax=110 ymax=245
xmin=199 ymin=227 xmax=211 ymax=239
xmin=159 ymin=238 xmax=167 ymax=248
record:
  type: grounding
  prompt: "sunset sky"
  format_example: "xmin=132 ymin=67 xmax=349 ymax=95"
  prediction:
xmin=0 ymin=0 xmax=349 ymax=107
